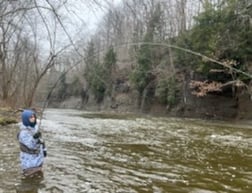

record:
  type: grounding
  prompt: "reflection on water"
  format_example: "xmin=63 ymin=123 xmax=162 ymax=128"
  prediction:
xmin=0 ymin=109 xmax=252 ymax=193
xmin=15 ymin=172 xmax=44 ymax=193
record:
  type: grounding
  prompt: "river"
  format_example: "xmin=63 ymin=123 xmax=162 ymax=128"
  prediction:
xmin=0 ymin=108 xmax=251 ymax=193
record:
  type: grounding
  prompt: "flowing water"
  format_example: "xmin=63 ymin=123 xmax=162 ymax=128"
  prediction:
xmin=0 ymin=108 xmax=252 ymax=193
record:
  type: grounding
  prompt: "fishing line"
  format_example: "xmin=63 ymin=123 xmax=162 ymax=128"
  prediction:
xmin=38 ymin=41 xmax=252 ymax=127
xmin=38 ymin=59 xmax=83 ymax=128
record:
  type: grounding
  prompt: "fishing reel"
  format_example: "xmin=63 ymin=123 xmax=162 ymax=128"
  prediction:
xmin=33 ymin=131 xmax=47 ymax=157
xmin=33 ymin=131 xmax=42 ymax=139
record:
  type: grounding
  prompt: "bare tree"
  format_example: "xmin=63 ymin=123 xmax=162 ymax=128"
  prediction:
xmin=0 ymin=0 xmax=29 ymax=102
xmin=0 ymin=0 xmax=100 ymax=107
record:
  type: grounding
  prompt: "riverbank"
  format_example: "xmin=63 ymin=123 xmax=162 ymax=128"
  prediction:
xmin=49 ymin=92 xmax=252 ymax=122
xmin=0 ymin=108 xmax=18 ymax=126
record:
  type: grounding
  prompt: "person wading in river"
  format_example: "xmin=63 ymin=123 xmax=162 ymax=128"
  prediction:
xmin=17 ymin=109 xmax=47 ymax=177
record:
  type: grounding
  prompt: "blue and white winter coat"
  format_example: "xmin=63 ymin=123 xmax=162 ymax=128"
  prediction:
xmin=18 ymin=110 xmax=44 ymax=170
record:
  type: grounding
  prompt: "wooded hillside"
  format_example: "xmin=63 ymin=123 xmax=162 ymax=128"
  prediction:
xmin=1 ymin=0 xmax=252 ymax=119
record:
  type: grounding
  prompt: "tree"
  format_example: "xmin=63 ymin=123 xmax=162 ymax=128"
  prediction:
xmin=103 ymin=46 xmax=117 ymax=96
xmin=84 ymin=40 xmax=97 ymax=88
xmin=83 ymin=44 xmax=117 ymax=103
xmin=177 ymin=0 xmax=252 ymax=97
xmin=0 ymin=0 xmax=57 ymax=106
xmin=0 ymin=0 xmax=112 ymax=107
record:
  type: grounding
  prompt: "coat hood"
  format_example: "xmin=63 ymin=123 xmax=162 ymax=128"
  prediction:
xmin=21 ymin=109 xmax=37 ymax=128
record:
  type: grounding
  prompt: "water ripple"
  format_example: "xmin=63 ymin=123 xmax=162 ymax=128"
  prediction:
xmin=0 ymin=109 xmax=251 ymax=193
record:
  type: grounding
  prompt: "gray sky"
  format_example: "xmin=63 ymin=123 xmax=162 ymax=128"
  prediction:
xmin=35 ymin=0 xmax=121 ymax=57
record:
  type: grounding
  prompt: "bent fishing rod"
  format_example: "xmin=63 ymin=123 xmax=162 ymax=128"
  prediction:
xmin=37 ymin=41 xmax=252 ymax=127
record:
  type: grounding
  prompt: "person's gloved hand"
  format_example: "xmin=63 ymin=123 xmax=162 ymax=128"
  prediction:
xmin=33 ymin=131 xmax=41 ymax=139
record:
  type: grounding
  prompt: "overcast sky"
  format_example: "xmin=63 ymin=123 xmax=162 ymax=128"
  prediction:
xmin=34 ymin=0 xmax=121 ymax=57
xmin=60 ymin=0 xmax=121 ymax=38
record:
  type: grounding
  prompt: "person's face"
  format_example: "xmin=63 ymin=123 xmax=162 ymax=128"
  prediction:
xmin=29 ymin=114 xmax=36 ymax=123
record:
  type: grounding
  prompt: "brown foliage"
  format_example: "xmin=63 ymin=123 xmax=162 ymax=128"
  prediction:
xmin=189 ymin=80 xmax=223 ymax=97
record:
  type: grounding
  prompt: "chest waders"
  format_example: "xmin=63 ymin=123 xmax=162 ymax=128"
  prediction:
xmin=17 ymin=128 xmax=40 ymax=155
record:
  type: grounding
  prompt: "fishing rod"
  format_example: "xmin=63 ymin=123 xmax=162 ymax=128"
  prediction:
xmin=38 ymin=58 xmax=83 ymax=128
xmin=123 ymin=42 xmax=252 ymax=79
xmin=37 ymin=41 xmax=252 ymax=127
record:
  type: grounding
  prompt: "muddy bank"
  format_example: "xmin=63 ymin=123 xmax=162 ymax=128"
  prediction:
xmin=0 ymin=108 xmax=18 ymax=126
xmin=48 ymin=90 xmax=252 ymax=121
